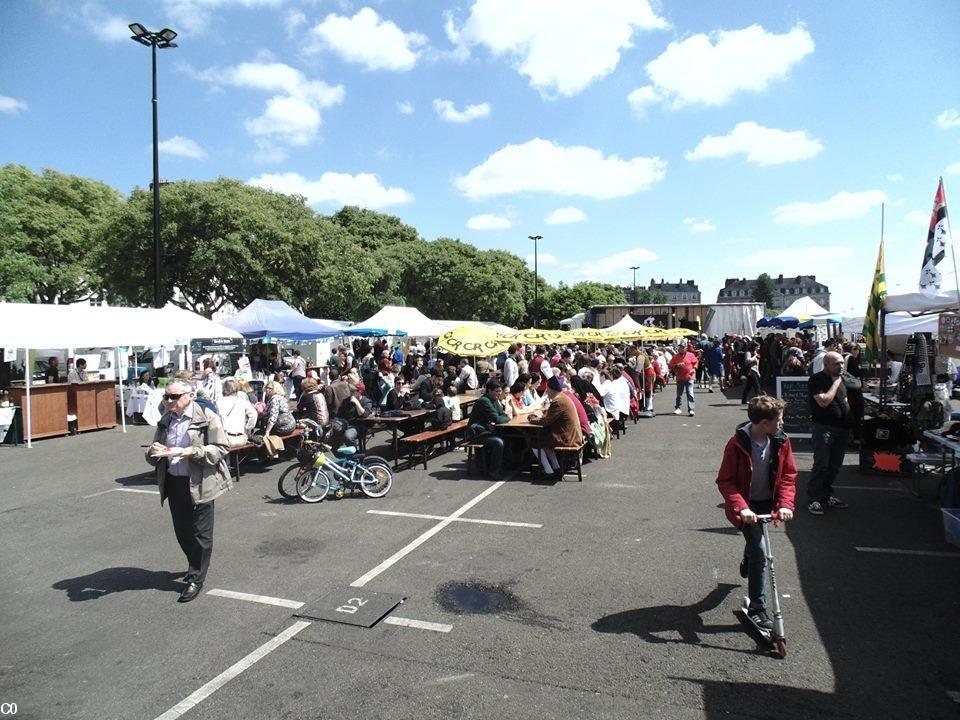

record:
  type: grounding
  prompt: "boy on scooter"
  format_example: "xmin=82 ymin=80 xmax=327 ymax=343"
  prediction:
xmin=716 ymin=395 xmax=797 ymax=631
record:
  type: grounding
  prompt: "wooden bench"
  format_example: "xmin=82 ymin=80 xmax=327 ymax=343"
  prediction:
xmin=227 ymin=428 xmax=305 ymax=482
xmin=465 ymin=442 xmax=487 ymax=476
xmin=399 ymin=419 xmax=469 ymax=470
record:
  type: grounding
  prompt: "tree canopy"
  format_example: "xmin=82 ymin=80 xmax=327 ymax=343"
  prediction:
xmin=4 ymin=166 xmax=695 ymax=329
xmin=752 ymin=273 xmax=776 ymax=310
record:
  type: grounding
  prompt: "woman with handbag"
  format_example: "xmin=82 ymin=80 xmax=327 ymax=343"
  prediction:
xmin=263 ymin=380 xmax=296 ymax=438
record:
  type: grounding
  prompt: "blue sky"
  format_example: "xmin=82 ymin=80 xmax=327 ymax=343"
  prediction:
xmin=2 ymin=0 xmax=960 ymax=319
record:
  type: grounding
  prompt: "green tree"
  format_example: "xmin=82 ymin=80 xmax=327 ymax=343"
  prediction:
xmin=540 ymin=281 xmax=626 ymax=328
xmin=752 ymin=273 xmax=775 ymax=309
xmin=95 ymin=178 xmax=377 ymax=318
xmin=0 ymin=164 xmax=123 ymax=302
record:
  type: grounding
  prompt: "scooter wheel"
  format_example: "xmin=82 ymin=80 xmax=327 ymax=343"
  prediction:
xmin=776 ymin=640 xmax=787 ymax=658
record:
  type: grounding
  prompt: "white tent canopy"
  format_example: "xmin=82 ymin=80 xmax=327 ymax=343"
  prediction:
xmin=703 ymin=304 xmax=764 ymax=337
xmin=884 ymin=288 xmax=960 ymax=314
xmin=778 ymin=296 xmax=830 ymax=318
xmin=350 ymin=305 xmax=448 ymax=337
xmin=885 ymin=312 xmax=939 ymax=336
xmin=605 ymin=314 xmax=645 ymax=332
xmin=0 ymin=303 xmax=242 ymax=348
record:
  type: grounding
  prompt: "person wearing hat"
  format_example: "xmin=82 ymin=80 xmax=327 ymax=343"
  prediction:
xmin=527 ymin=375 xmax=582 ymax=480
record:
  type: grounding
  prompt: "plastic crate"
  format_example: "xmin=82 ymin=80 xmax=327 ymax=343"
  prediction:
xmin=942 ymin=509 xmax=960 ymax=548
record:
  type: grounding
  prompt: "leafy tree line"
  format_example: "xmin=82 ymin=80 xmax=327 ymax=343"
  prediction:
xmin=0 ymin=164 xmax=627 ymax=327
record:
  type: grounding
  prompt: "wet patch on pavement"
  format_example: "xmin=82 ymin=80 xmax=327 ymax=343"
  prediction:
xmin=435 ymin=579 xmax=564 ymax=630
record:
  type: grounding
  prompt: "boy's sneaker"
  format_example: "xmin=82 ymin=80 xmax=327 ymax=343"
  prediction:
xmin=747 ymin=607 xmax=774 ymax=631
xmin=688 ymin=411 xmax=695 ymax=416
xmin=739 ymin=556 xmax=748 ymax=578
xmin=827 ymin=496 xmax=849 ymax=509
xmin=673 ymin=409 xmax=681 ymax=415
xmin=807 ymin=500 xmax=825 ymax=515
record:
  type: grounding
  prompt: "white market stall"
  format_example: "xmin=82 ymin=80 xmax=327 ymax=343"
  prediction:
xmin=0 ymin=303 xmax=242 ymax=447
xmin=349 ymin=305 xmax=447 ymax=338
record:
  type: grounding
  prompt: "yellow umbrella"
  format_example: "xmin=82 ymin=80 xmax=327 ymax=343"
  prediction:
xmin=500 ymin=328 xmax=572 ymax=345
xmin=437 ymin=325 xmax=512 ymax=357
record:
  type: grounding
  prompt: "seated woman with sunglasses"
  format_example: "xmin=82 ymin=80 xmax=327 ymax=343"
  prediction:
xmin=262 ymin=380 xmax=296 ymax=437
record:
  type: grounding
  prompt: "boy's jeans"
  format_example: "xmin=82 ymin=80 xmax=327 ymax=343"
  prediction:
xmin=674 ymin=380 xmax=695 ymax=412
xmin=741 ymin=500 xmax=773 ymax=609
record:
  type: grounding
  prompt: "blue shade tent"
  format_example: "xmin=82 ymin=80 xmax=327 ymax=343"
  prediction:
xmin=756 ymin=316 xmax=776 ymax=328
xmin=222 ymin=299 xmax=347 ymax=340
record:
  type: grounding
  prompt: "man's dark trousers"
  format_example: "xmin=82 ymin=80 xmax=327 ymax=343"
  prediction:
xmin=166 ymin=477 xmax=214 ymax=584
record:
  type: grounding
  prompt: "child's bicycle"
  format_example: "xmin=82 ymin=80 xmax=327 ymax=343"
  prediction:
xmin=276 ymin=420 xmax=328 ymax=500
xmin=294 ymin=428 xmax=393 ymax=503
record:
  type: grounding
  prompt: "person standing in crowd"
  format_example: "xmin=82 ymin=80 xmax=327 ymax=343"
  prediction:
xmin=146 ymin=379 xmax=232 ymax=603
xmin=707 ymin=340 xmax=724 ymax=394
xmin=716 ymin=395 xmax=796 ymax=631
xmin=199 ymin=359 xmax=223 ymax=407
xmin=740 ymin=342 xmax=763 ymax=404
xmin=67 ymin=358 xmax=88 ymax=383
xmin=287 ymin=350 xmax=307 ymax=398
xmin=219 ymin=379 xmax=258 ymax=447
xmin=807 ymin=351 xmax=851 ymax=515
xmin=456 ymin=358 xmax=479 ymax=393
xmin=503 ymin=345 xmax=520 ymax=390
xmin=668 ymin=342 xmax=698 ymax=416
xmin=843 ymin=342 xmax=864 ymax=442
xmin=468 ymin=379 xmax=509 ymax=481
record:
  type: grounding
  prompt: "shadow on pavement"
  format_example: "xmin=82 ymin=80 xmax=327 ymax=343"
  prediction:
xmin=114 ymin=471 xmax=157 ymax=487
xmin=592 ymin=583 xmax=740 ymax=646
xmin=694 ymin=527 xmax=740 ymax=535
xmin=52 ymin=567 xmax=182 ymax=601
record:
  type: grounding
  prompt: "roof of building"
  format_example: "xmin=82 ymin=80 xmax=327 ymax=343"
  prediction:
xmin=648 ymin=277 xmax=700 ymax=292
xmin=721 ymin=274 xmax=828 ymax=290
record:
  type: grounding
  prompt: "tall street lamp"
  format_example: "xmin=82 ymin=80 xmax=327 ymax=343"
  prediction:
xmin=528 ymin=235 xmax=543 ymax=328
xmin=629 ymin=265 xmax=640 ymax=305
xmin=129 ymin=23 xmax=177 ymax=309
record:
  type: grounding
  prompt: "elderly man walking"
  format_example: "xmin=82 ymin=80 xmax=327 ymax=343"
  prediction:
xmin=806 ymin=351 xmax=851 ymax=515
xmin=146 ymin=379 xmax=233 ymax=602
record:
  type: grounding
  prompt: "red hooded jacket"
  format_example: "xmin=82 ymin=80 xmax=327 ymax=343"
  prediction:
xmin=716 ymin=421 xmax=798 ymax=527
xmin=668 ymin=350 xmax=698 ymax=382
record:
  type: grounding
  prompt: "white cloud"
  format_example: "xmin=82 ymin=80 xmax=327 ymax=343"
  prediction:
xmin=163 ymin=0 xmax=285 ymax=36
xmin=467 ymin=214 xmax=513 ymax=230
xmin=773 ymin=190 xmax=886 ymax=225
xmin=936 ymin=109 xmax=960 ymax=129
xmin=526 ymin=252 xmax=560 ymax=267
xmin=737 ymin=245 xmax=854 ymax=271
xmin=451 ymin=0 xmax=667 ymax=97
xmin=886 ymin=173 xmax=903 ymax=182
xmin=685 ymin=121 xmax=823 ymax=165
xmin=456 ymin=138 xmax=667 ymax=200
xmin=396 ymin=100 xmax=414 ymax=115
xmin=627 ymin=85 xmax=661 ymax=117
xmin=433 ymin=99 xmax=491 ymax=123
xmin=947 ymin=162 xmax=960 ymax=175
xmin=189 ymin=61 xmax=344 ymax=147
xmin=904 ymin=210 xmax=929 ymax=227
xmin=158 ymin=135 xmax=207 ymax=159
xmin=0 ymin=95 xmax=28 ymax=114
xmin=636 ymin=24 xmax=814 ymax=108
xmin=578 ymin=247 xmax=658 ymax=281
xmin=284 ymin=9 xmax=307 ymax=37
xmin=309 ymin=7 xmax=427 ymax=72
xmin=683 ymin=217 xmax=716 ymax=233
xmin=248 ymin=171 xmax=414 ymax=210
xmin=74 ymin=2 xmax=130 ymax=43
xmin=545 ymin=206 xmax=586 ymax=225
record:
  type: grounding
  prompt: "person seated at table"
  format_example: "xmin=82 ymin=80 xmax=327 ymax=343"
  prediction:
xmin=137 ymin=370 xmax=156 ymax=391
xmin=67 ymin=358 xmax=88 ymax=383
xmin=199 ymin=359 xmax=223 ymax=406
xmin=330 ymin=381 xmax=372 ymax=449
xmin=220 ymin=379 xmax=258 ymax=447
xmin=444 ymin=384 xmax=463 ymax=421
xmin=456 ymin=359 xmax=479 ymax=393
xmin=296 ymin=377 xmax=329 ymax=428
xmin=519 ymin=372 xmax=547 ymax=411
xmin=468 ymin=379 xmax=510 ymax=481
xmin=476 ymin=358 xmax=493 ymax=386
xmin=410 ymin=368 xmax=441 ymax=404
xmin=262 ymin=381 xmax=296 ymax=437
xmin=44 ymin=356 xmax=62 ymax=384
xmin=384 ymin=377 xmax=410 ymax=411
xmin=401 ymin=356 xmax=420 ymax=384
xmin=427 ymin=388 xmax=453 ymax=430
xmin=527 ymin=376 xmax=583 ymax=480
xmin=602 ymin=366 xmax=631 ymax=424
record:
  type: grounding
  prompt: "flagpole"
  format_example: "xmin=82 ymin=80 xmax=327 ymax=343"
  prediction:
xmin=879 ymin=204 xmax=887 ymax=405
xmin=944 ymin=177 xmax=960 ymax=307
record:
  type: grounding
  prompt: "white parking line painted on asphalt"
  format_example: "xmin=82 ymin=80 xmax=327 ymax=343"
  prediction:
xmin=599 ymin=482 xmax=646 ymax=489
xmin=855 ymin=547 xmax=960 ymax=558
xmin=207 ymin=588 xmax=304 ymax=609
xmin=82 ymin=487 xmax=160 ymax=499
xmin=367 ymin=509 xmax=542 ymax=528
xmin=351 ymin=481 xmax=506 ymax=588
xmin=382 ymin=616 xmax=453 ymax=633
xmin=154 ymin=620 xmax=311 ymax=720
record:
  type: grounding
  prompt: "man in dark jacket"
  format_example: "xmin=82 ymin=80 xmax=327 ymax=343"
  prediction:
xmin=806 ymin=351 xmax=851 ymax=515
xmin=468 ymin=378 xmax=509 ymax=480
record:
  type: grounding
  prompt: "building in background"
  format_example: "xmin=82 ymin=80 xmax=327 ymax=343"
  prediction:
xmin=642 ymin=278 xmax=701 ymax=304
xmin=717 ymin=274 xmax=830 ymax=311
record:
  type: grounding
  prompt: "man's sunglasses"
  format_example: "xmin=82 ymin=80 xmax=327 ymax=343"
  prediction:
xmin=164 ymin=393 xmax=187 ymax=401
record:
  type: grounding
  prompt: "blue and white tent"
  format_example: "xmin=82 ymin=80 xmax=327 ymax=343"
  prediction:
xmin=222 ymin=299 xmax=348 ymax=341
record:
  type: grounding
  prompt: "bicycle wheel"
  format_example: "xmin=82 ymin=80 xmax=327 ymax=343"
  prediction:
xmin=277 ymin=463 xmax=311 ymax=499
xmin=358 ymin=460 xmax=392 ymax=498
xmin=297 ymin=468 xmax=331 ymax=503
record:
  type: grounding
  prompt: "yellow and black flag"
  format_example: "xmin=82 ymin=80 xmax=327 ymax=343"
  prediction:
xmin=862 ymin=239 xmax=886 ymax=364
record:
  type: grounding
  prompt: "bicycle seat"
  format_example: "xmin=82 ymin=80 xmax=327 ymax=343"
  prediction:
xmin=334 ymin=446 xmax=358 ymax=457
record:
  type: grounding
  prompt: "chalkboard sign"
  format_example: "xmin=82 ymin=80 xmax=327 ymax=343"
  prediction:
xmin=776 ymin=376 xmax=811 ymax=438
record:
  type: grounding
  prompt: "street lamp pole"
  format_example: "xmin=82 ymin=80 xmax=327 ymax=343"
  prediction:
xmin=528 ymin=235 xmax=543 ymax=327
xmin=629 ymin=265 xmax=640 ymax=305
xmin=129 ymin=23 xmax=177 ymax=309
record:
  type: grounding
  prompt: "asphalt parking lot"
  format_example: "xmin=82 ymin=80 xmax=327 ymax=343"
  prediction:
xmin=2 ymin=389 xmax=959 ymax=720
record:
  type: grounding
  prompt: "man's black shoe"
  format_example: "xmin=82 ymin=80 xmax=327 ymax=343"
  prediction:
xmin=178 ymin=581 xmax=203 ymax=603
